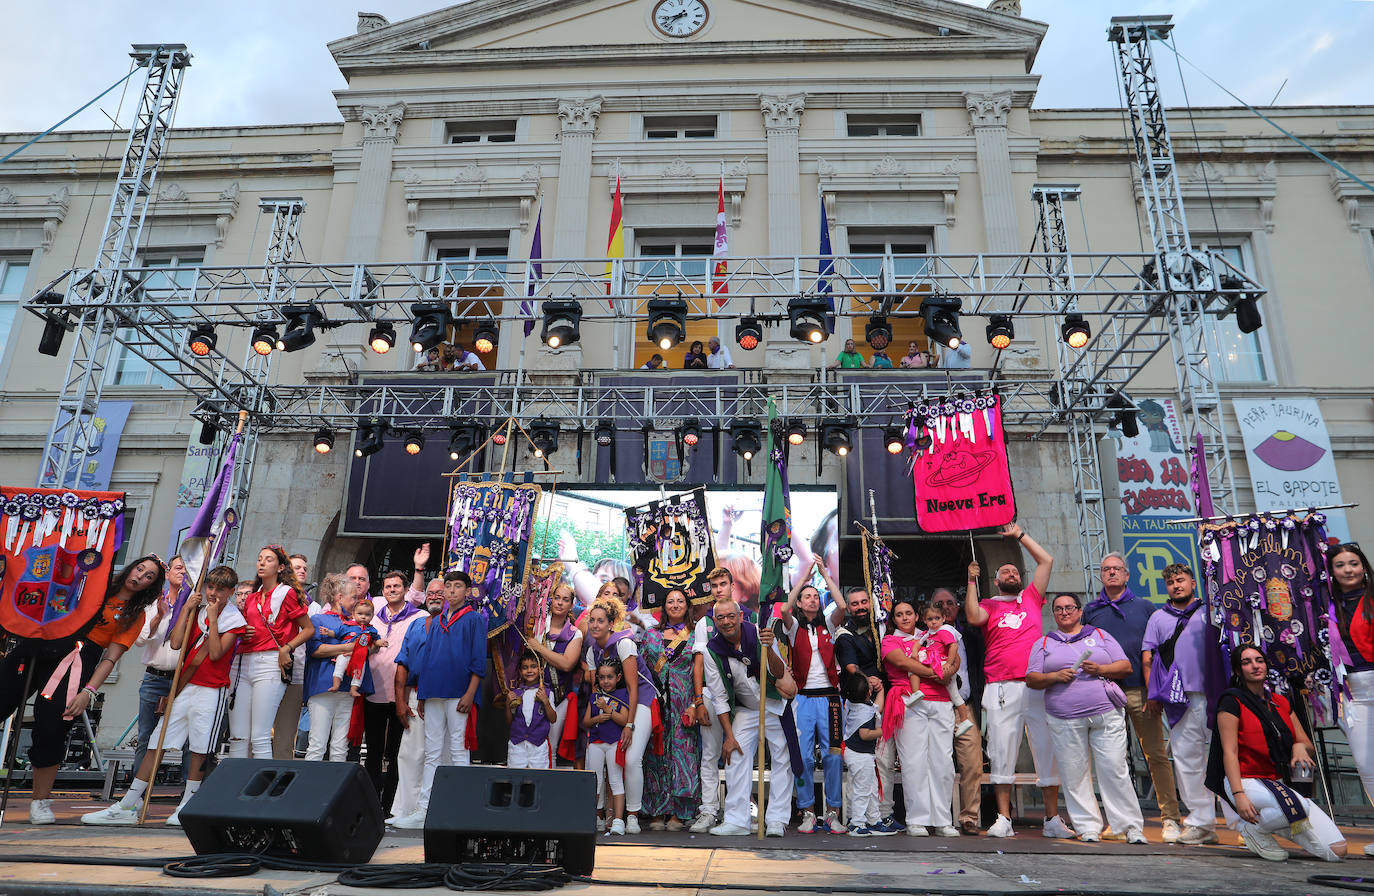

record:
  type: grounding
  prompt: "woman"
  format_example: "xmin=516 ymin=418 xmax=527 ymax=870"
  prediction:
xmin=1 ymin=556 xmax=165 ymax=824
xmin=1207 ymin=643 xmax=1346 ymax=862
xmin=525 ymin=582 xmax=584 ymax=757
xmin=640 ymin=589 xmax=701 ymax=830
xmin=880 ymin=598 xmax=959 ymax=837
xmin=583 ymin=593 xmax=657 ymax=834
xmin=227 ymin=546 xmax=314 ymax=758
xmin=683 ymin=340 xmax=708 ymax=370
xmin=304 ymin=573 xmax=365 ymax=761
xmin=899 ymin=340 xmax=927 ymax=368
xmin=1025 ymin=593 xmax=1144 ymax=844
xmin=1328 ymin=542 xmax=1374 ymax=855
xmin=131 ymin=555 xmax=186 ymax=774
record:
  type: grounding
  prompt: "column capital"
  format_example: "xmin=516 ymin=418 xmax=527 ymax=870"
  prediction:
xmin=557 ymin=97 xmax=603 ymax=134
xmin=360 ymin=102 xmax=406 ymax=143
xmin=964 ymin=91 xmax=1012 ymax=129
xmin=760 ymin=93 xmax=806 ymax=132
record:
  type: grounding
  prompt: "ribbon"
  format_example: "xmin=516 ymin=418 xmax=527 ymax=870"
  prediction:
xmin=42 ymin=641 xmax=86 ymax=720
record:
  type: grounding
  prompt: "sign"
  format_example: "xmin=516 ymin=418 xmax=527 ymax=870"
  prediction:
xmin=912 ymin=393 xmax=1016 ymax=532
xmin=624 ymin=488 xmax=717 ymax=609
xmin=1111 ymin=398 xmax=1196 ymax=597
xmin=1233 ymin=399 xmax=1350 ymax=543
xmin=1120 ymin=516 xmax=1202 ymax=603
xmin=445 ymin=474 xmax=541 ymax=637
xmin=39 ymin=400 xmax=133 ymax=491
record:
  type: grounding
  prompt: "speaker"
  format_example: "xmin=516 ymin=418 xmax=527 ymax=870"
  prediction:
xmin=179 ymin=759 xmax=384 ymax=864
xmin=423 ymin=766 xmax=598 ymax=875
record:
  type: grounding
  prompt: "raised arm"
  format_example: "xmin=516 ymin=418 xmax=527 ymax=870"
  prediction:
xmin=963 ymin=560 xmax=988 ymax=627
xmin=1002 ymin=523 xmax=1053 ymax=596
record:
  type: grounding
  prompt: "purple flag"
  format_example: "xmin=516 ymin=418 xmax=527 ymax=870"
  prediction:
xmin=171 ymin=431 xmax=241 ymax=628
xmin=817 ymin=197 xmax=836 ymax=332
xmin=523 ymin=206 xmax=543 ymax=338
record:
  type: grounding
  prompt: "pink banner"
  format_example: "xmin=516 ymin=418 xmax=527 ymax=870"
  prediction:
xmin=912 ymin=394 xmax=1016 ymax=533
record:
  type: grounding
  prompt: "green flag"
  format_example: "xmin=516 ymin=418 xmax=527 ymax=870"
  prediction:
xmin=759 ymin=397 xmax=793 ymax=613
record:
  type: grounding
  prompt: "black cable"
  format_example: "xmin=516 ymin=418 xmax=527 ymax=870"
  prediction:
xmin=1308 ymin=876 xmax=1374 ymax=894
xmin=162 ymin=852 xmax=354 ymax=878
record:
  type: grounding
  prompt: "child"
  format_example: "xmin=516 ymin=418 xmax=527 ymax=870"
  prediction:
xmin=582 ymin=657 xmax=631 ymax=836
xmin=934 ymin=603 xmax=976 ymax=737
xmin=841 ymin=672 xmax=890 ymax=837
xmin=507 ymin=651 xmax=556 ymax=769
xmin=913 ymin=605 xmax=958 ymax=700
xmin=331 ymin=598 xmax=385 ymax=697
xmin=83 ymin=566 xmax=247 ymax=827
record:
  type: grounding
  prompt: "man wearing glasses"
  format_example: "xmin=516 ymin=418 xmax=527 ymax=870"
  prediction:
xmin=1083 ymin=552 xmax=1182 ymax=844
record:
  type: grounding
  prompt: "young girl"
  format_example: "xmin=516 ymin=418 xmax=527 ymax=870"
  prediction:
xmin=583 ymin=658 xmax=631 ymax=835
xmin=330 ymin=598 xmax=384 ymax=697
xmin=841 ymin=672 xmax=889 ymax=837
xmin=507 ymin=651 xmax=556 ymax=769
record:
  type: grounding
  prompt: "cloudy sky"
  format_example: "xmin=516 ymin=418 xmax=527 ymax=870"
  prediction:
xmin=3 ymin=0 xmax=1373 ymax=134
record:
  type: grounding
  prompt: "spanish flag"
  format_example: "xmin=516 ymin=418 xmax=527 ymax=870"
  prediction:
xmin=605 ymin=175 xmax=624 ymax=303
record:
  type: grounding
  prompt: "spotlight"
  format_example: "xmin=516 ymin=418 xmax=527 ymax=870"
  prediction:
xmin=681 ymin=419 xmax=701 ymax=448
xmin=354 ymin=423 xmax=385 ymax=458
xmin=491 ymin=429 xmax=508 ymax=446
xmin=594 ymin=421 xmax=615 ymax=447
xmin=541 ymin=300 xmax=583 ymax=348
xmin=529 ymin=418 xmax=560 ymax=457
xmin=473 ymin=319 xmax=499 ymax=354
xmin=198 ymin=419 xmax=219 ymax=446
xmin=250 ymin=323 xmax=278 ymax=356
xmin=368 ymin=321 xmax=396 ymax=354
xmin=1221 ymin=276 xmax=1264 ymax=334
xmin=39 ymin=316 xmax=72 ymax=357
xmin=735 ymin=316 xmax=762 ymax=351
xmin=448 ymin=423 xmax=481 ymax=461
xmin=986 ymin=314 xmax=1014 ymax=350
xmin=188 ymin=323 xmax=217 ymax=357
xmin=864 ymin=315 xmax=892 ymax=351
xmin=730 ymin=421 xmax=761 ymax=461
xmin=786 ymin=421 xmax=807 ymax=447
xmin=787 ymin=296 xmax=829 ymax=344
xmin=1107 ymin=393 xmax=1139 ymax=439
xmin=646 ymin=297 xmax=687 ymax=351
xmin=409 ymin=303 xmax=451 ymax=353
xmin=313 ymin=427 xmax=334 ymax=455
xmin=883 ymin=426 xmax=906 ymax=455
xmin=920 ymin=293 xmax=962 ymax=350
xmin=822 ymin=420 xmax=852 ymax=457
xmin=1061 ymin=313 xmax=1091 ymax=349
xmin=278 ymin=306 xmax=326 ymax=352
xmin=403 ymin=430 xmax=425 ymax=456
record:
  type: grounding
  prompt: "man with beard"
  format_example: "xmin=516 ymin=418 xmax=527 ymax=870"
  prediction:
xmin=1143 ymin=563 xmax=1217 ymax=846
xmin=963 ymin=523 xmax=1068 ymax=839
xmin=834 ymin=587 xmax=900 ymax=834
xmin=689 ymin=566 xmax=737 ymax=832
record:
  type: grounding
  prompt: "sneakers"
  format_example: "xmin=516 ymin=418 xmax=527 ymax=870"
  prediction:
xmin=1126 ymin=828 xmax=1148 ymax=845
xmin=625 ymin=814 xmax=640 ymax=835
xmin=906 ymin=824 xmax=928 ymax=836
xmin=1241 ymin=827 xmax=1288 ymax=862
xmin=391 ymin=810 xmax=427 ymax=830
xmin=765 ymin=823 xmax=785 ymax=837
xmin=1043 ymin=816 xmax=1076 ymax=839
xmin=902 ymin=690 xmax=925 ymax=707
xmin=848 ymin=824 xmax=873 ymax=837
xmin=28 ymin=799 xmax=55 ymax=825
xmin=690 ymin=814 xmax=717 ymax=833
xmin=1178 ymin=825 xmax=1218 ymax=845
xmin=1161 ymin=819 xmax=1183 ymax=843
xmin=81 ymin=804 xmax=139 ymax=826
xmin=1079 ymin=831 xmax=1100 ymax=842
xmin=166 ymin=807 xmax=183 ymax=827
xmin=710 ymin=821 xmax=751 ymax=836
xmin=874 ymin=815 xmax=903 ymax=834
xmin=1101 ymin=828 xmax=1127 ymax=841
xmin=797 ymin=810 xmax=817 ymax=833
xmin=607 ymin=818 xmax=626 ymax=836
xmin=934 ymin=825 xmax=961 ymax=837
xmin=987 ymin=815 xmax=1015 ymax=838
xmin=824 ymin=809 xmax=847 ymax=835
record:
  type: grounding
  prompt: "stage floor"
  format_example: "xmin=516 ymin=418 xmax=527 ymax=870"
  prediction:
xmin=0 ymin=791 xmax=1371 ymax=895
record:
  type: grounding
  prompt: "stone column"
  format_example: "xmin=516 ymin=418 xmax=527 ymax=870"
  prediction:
xmin=551 ymin=97 xmax=602 ymax=257
xmin=344 ymin=103 xmax=405 ymax=261
xmin=760 ymin=94 xmax=813 ymax=372
xmin=964 ymin=91 xmax=1019 ymax=253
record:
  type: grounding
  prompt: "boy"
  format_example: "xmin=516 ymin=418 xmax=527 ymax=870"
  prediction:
xmin=841 ymin=672 xmax=889 ymax=837
xmin=331 ymin=597 xmax=385 ymax=697
xmin=507 ymin=651 xmax=556 ymax=769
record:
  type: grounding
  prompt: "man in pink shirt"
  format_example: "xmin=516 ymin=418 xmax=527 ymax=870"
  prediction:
xmin=962 ymin=523 xmax=1068 ymax=840
xmin=366 ymin=570 xmax=428 ymax=814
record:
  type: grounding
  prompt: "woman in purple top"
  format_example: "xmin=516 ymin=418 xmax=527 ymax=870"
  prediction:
xmin=1026 ymin=592 xmax=1144 ymax=844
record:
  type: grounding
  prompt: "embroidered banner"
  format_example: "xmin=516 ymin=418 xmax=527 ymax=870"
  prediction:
xmin=624 ymin=488 xmax=718 ymax=610
xmin=0 ymin=487 xmax=127 ymax=640
xmin=911 ymin=393 xmax=1016 ymax=532
xmin=445 ymin=473 xmax=541 ymax=637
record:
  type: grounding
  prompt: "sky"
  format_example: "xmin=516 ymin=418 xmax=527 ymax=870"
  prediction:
xmin=2 ymin=0 xmax=1373 ymax=135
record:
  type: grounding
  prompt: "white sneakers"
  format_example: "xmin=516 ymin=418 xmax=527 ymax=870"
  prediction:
xmin=81 ymin=804 xmax=139 ymax=826
xmin=765 ymin=823 xmax=785 ymax=837
xmin=906 ymin=824 xmax=928 ymax=836
xmin=902 ymin=690 xmax=925 ymax=708
xmin=1161 ymin=819 xmax=1183 ymax=843
xmin=689 ymin=814 xmax=717 ymax=833
xmin=987 ymin=815 xmax=1015 ymax=838
xmin=1079 ymin=831 xmax=1100 ymax=842
xmin=1042 ymin=816 xmax=1075 ymax=839
xmin=933 ymin=825 xmax=961 ymax=837
xmin=1178 ymin=824 xmax=1218 ymax=845
xmin=624 ymin=815 xmax=640 ymax=835
xmin=954 ymin=719 xmax=975 ymax=737
xmin=709 ymin=821 xmax=751 ymax=836
xmin=1125 ymin=828 xmax=1148 ymax=845
xmin=797 ymin=810 xmax=817 ymax=833
xmin=390 ymin=810 xmax=427 ymax=830
xmin=823 ymin=809 xmax=846 ymax=835
xmin=606 ymin=818 xmax=626 ymax=836
xmin=1241 ymin=828 xmax=1288 ymax=862
xmin=166 ymin=807 xmax=183 ymax=827
xmin=28 ymin=799 xmax=55 ymax=825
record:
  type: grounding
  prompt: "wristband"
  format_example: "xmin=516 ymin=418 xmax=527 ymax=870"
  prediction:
xmin=82 ymin=685 xmax=98 ymax=698
xmin=1017 ymin=532 xmax=1026 ymax=542
xmin=625 ymin=723 xmax=636 ymax=730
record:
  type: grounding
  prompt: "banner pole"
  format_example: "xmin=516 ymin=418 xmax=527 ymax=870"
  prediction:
xmin=0 ymin=660 xmax=36 ymax=830
xmin=755 ymin=627 xmax=767 ymax=841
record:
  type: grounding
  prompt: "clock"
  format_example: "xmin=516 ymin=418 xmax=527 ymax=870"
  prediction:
xmin=652 ymin=0 xmax=709 ymax=38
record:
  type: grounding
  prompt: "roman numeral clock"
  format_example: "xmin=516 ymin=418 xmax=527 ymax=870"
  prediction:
xmin=652 ymin=0 xmax=709 ymax=37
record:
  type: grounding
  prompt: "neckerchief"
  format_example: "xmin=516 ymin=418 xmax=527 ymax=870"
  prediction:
xmin=434 ymin=603 xmax=474 ymax=635
xmin=662 ymin=622 xmax=691 ymax=659
xmin=707 ymin=622 xmax=760 ymax=679
xmin=1335 ymin=589 xmax=1372 ymax=666
xmin=1085 ymin=586 xmax=1136 ymax=616
xmin=376 ymin=599 xmax=421 ymax=633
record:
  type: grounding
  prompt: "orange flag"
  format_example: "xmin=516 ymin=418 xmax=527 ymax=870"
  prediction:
xmin=605 ymin=176 xmax=624 ymax=305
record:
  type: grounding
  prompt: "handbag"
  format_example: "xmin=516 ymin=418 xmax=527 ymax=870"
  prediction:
xmin=1103 ymin=679 xmax=1129 ymax=710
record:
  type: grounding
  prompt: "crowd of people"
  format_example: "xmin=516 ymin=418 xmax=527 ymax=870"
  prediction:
xmin=3 ymin=527 xmax=1369 ymax=864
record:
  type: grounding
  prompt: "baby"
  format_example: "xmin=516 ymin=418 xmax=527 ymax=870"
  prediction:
xmin=330 ymin=599 xmax=385 ymax=697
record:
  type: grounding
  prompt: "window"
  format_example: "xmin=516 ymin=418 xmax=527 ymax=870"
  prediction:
xmin=644 ymin=115 xmax=717 ymax=139
xmin=437 ymin=241 xmax=510 ymax=283
xmin=110 ymin=252 xmax=201 ymax=387
xmin=446 ymin=120 xmax=516 ymax=144
xmin=631 ymin=234 xmax=719 ymax=370
xmin=846 ymin=113 xmax=922 ymax=137
xmin=1205 ymin=244 xmax=1269 ymax=382
xmin=847 ymin=237 xmax=930 ymax=281
xmin=0 ymin=258 xmax=31 ymax=358
xmin=638 ymin=238 xmax=714 ymax=280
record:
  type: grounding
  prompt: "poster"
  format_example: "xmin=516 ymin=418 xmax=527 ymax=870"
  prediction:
xmin=39 ymin=400 xmax=133 ymax=491
xmin=912 ymin=393 xmax=1016 ymax=533
xmin=624 ymin=488 xmax=718 ymax=609
xmin=1233 ymin=399 xmax=1350 ymax=543
xmin=167 ymin=431 xmax=225 ymax=558
xmin=445 ymin=473 xmax=541 ymax=637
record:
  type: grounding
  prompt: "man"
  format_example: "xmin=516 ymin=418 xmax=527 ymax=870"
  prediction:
xmin=935 ymin=340 xmax=972 ymax=369
xmin=391 ymin=571 xmax=486 ymax=829
xmin=346 ymin=563 xmax=373 ymax=602
xmin=641 ymin=353 xmax=665 ymax=370
xmin=448 ymin=340 xmax=482 ymax=371
xmin=689 ymin=566 xmax=737 ymax=833
xmin=390 ymin=585 xmax=446 ymax=822
xmin=703 ymin=598 xmax=796 ymax=836
xmin=1142 ymin=563 xmax=1216 ymax=845
xmin=933 ymin=585 xmax=984 ymax=836
xmin=963 ymin=523 xmax=1068 ymax=839
xmin=365 ymin=570 xmax=427 ymax=814
xmin=706 ymin=336 xmax=735 ymax=370
xmin=833 ymin=587 xmax=900 ymax=833
xmin=1083 ymin=551 xmax=1182 ymax=843
xmin=780 ymin=570 xmax=845 ymax=835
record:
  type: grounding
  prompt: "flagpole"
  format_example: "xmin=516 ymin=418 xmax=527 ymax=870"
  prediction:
xmin=756 ymin=622 xmax=767 ymax=841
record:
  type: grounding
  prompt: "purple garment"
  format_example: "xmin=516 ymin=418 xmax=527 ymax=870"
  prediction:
xmin=541 ymin=618 xmax=580 ymax=698
xmin=587 ymin=629 xmax=658 ymax=706
xmin=1026 ymin=626 xmax=1128 ymax=719
xmin=508 ymin=686 xmax=553 ymax=746
xmin=1082 ymin=587 xmax=1156 ymax=689
xmin=587 ymin=687 xmax=630 ymax=744
xmin=1142 ymin=601 xmax=1208 ymax=694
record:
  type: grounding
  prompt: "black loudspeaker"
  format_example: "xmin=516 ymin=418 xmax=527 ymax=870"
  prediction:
xmin=423 ymin=766 xmax=598 ymax=874
xmin=180 ymin=759 xmax=384 ymax=864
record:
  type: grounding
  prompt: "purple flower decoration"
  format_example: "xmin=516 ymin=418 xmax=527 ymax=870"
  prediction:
xmin=19 ymin=503 xmax=42 ymax=521
xmin=2 ymin=500 xmax=19 ymax=517
xmin=98 ymin=501 xmax=117 ymax=520
xmin=60 ymin=491 xmax=80 ymax=508
xmin=81 ymin=499 xmax=100 ymax=520
xmin=41 ymin=494 xmax=61 ymax=510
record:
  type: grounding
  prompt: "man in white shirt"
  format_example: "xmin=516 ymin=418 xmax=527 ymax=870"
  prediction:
xmin=706 ymin=336 xmax=735 ymax=369
xmin=449 ymin=341 xmax=483 ymax=371
xmin=689 ymin=566 xmax=737 ymax=832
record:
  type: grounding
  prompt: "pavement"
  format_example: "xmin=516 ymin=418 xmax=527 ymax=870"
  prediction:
xmin=1 ymin=791 xmax=1374 ymax=895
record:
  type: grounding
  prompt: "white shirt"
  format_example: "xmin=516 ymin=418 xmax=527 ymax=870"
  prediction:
xmin=137 ymin=604 xmax=182 ymax=671
xmin=452 ymin=350 xmax=483 ymax=371
xmin=942 ymin=622 xmax=970 ymax=701
xmin=520 ymin=687 xmax=538 ymax=726
xmin=707 ymin=344 xmax=734 ymax=369
xmin=784 ymin=616 xmax=835 ymax=691
xmin=702 ymin=633 xmax=786 ymax=717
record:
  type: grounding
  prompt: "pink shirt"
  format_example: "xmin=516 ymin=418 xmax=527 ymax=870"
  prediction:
xmin=980 ymin=584 xmax=1045 ymax=683
xmin=880 ymin=629 xmax=954 ymax=702
xmin=366 ymin=603 xmax=428 ymax=704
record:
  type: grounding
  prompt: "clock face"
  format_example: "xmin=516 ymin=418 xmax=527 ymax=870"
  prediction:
xmin=652 ymin=0 xmax=708 ymax=37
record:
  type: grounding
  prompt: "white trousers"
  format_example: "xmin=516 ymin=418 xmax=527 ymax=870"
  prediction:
xmin=587 ymin=742 xmax=625 ymax=800
xmin=305 ymin=691 xmax=353 ymax=761
xmin=390 ymin=692 xmax=424 ymax=819
xmin=894 ymin=700 xmax=954 ymax=827
xmin=982 ymin=680 xmax=1060 ymax=785
xmin=622 ymin=703 xmax=652 ymax=813
xmin=1339 ymin=669 xmax=1374 ymax=804
xmin=1047 ymin=709 xmax=1144 ymax=838
xmin=551 ymin=696 xmax=569 ymax=754
xmin=508 ymin=739 xmax=551 ymax=769
xmin=876 ymin=736 xmax=896 ymax=817
xmin=150 ymin=684 xmax=226 ymax=756
xmin=227 ymin=651 xmax=287 ymax=759
xmin=844 ymin=750 xmax=880 ymax=827
xmin=723 ymin=707 xmax=791 ymax=830
xmin=1169 ymin=692 xmax=1216 ymax=829
xmin=419 ymin=697 xmax=471 ymax=811
xmin=1222 ymin=779 xmax=1345 ymax=861
xmin=698 ymin=715 xmax=723 ymax=819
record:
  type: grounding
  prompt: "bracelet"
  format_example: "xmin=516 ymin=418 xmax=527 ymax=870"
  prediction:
xmin=625 ymin=723 xmax=636 ymax=730
xmin=82 ymin=685 xmax=98 ymax=698
xmin=1017 ymin=532 xmax=1026 ymax=542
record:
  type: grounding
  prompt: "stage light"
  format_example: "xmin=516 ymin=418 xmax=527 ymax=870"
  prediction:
xmin=646 ymin=297 xmax=687 ymax=351
xmin=278 ymin=306 xmax=326 ymax=352
xmin=681 ymin=419 xmax=701 ymax=448
xmin=1220 ymin=276 xmax=1264 ymax=334
xmin=529 ymin=418 xmax=560 ymax=457
xmin=188 ymin=324 xmax=217 ymax=357
xmin=786 ymin=421 xmax=807 ymax=447
xmin=864 ymin=315 xmax=892 ymax=351
xmin=38 ymin=319 xmax=68 ymax=357
xmin=448 ymin=423 xmax=481 ymax=461
xmin=368 ymin=321 xmax=396 ymax=354
xmin=541 ymin=300 xmax=582 ymax=348
xmin=354 ymin=423 xmax=385 ymax=458
xmin=198 ymin=419 xmax=219 ymax=447
xmin=403 ymin=430 xmax=425 ymax=456
xmin=1107 ymin=393 xmax=1139 ymax=439
xmin=409 ymin=303 xmax=451 ymax=353
xmin=735 ymin=316 xmax=762 ymax=351
xmin=920 ymin=293 xmax=962 ymax=349
xmin=730 ymin=421 xmax=761 ymax=461
xmin=822 ymin=421 xmax=852 ymax=457
xmin=594 ymin=421 xmax=615 ymax=447
xmin=986 ymin=314 xmax=1014 ymax=350
xmin=883 ymin=426 xmax=906 ymax=455
xmin=1061 ymin=313 xmax=1091 ymax=349
xmin=313 ymin=427 xmax=334 ymax=455
xmin=250 ymin=324 xmax=278 ymax=356
xmin=491 ymin=428 xmax=508 ymax=446
xmin=473 ymin=319 xmax=499 ymax=354
xmin=787 ymin=296 xmax=829 ymax=344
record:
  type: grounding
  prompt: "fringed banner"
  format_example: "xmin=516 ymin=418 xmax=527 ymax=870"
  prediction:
xmin=858 ymin=523 xmax=894 ymax=626
xmin=445 ymin=473 xmax=541 ymax=637
xmin=625 ymin=488 xmax=718 ymax=610
xmin=911 ymin=393 xmax=1016 ymax=533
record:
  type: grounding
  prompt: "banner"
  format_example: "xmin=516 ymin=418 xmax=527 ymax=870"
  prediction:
xmin=1234 ymin=399 xmax=1350 ymax=543
xmin=0 ymin=487 xmax=127 ymax=640
xmin=39 ymin=400 xmax=133 ymax=490
xmin=445 ymin=473 xmax=541 ymax=637
xmin=172 ymin=433 xmax=241 ymax=630
xmin=859 ymin=525 xmax=893 ymax=625
xmin=912 ymin=393 xmax=1016 ymax=532
xmin=759 ymin=398 xmax=793 ymax=611
xmin=624 ymin=488 xmax=718 ymax=610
